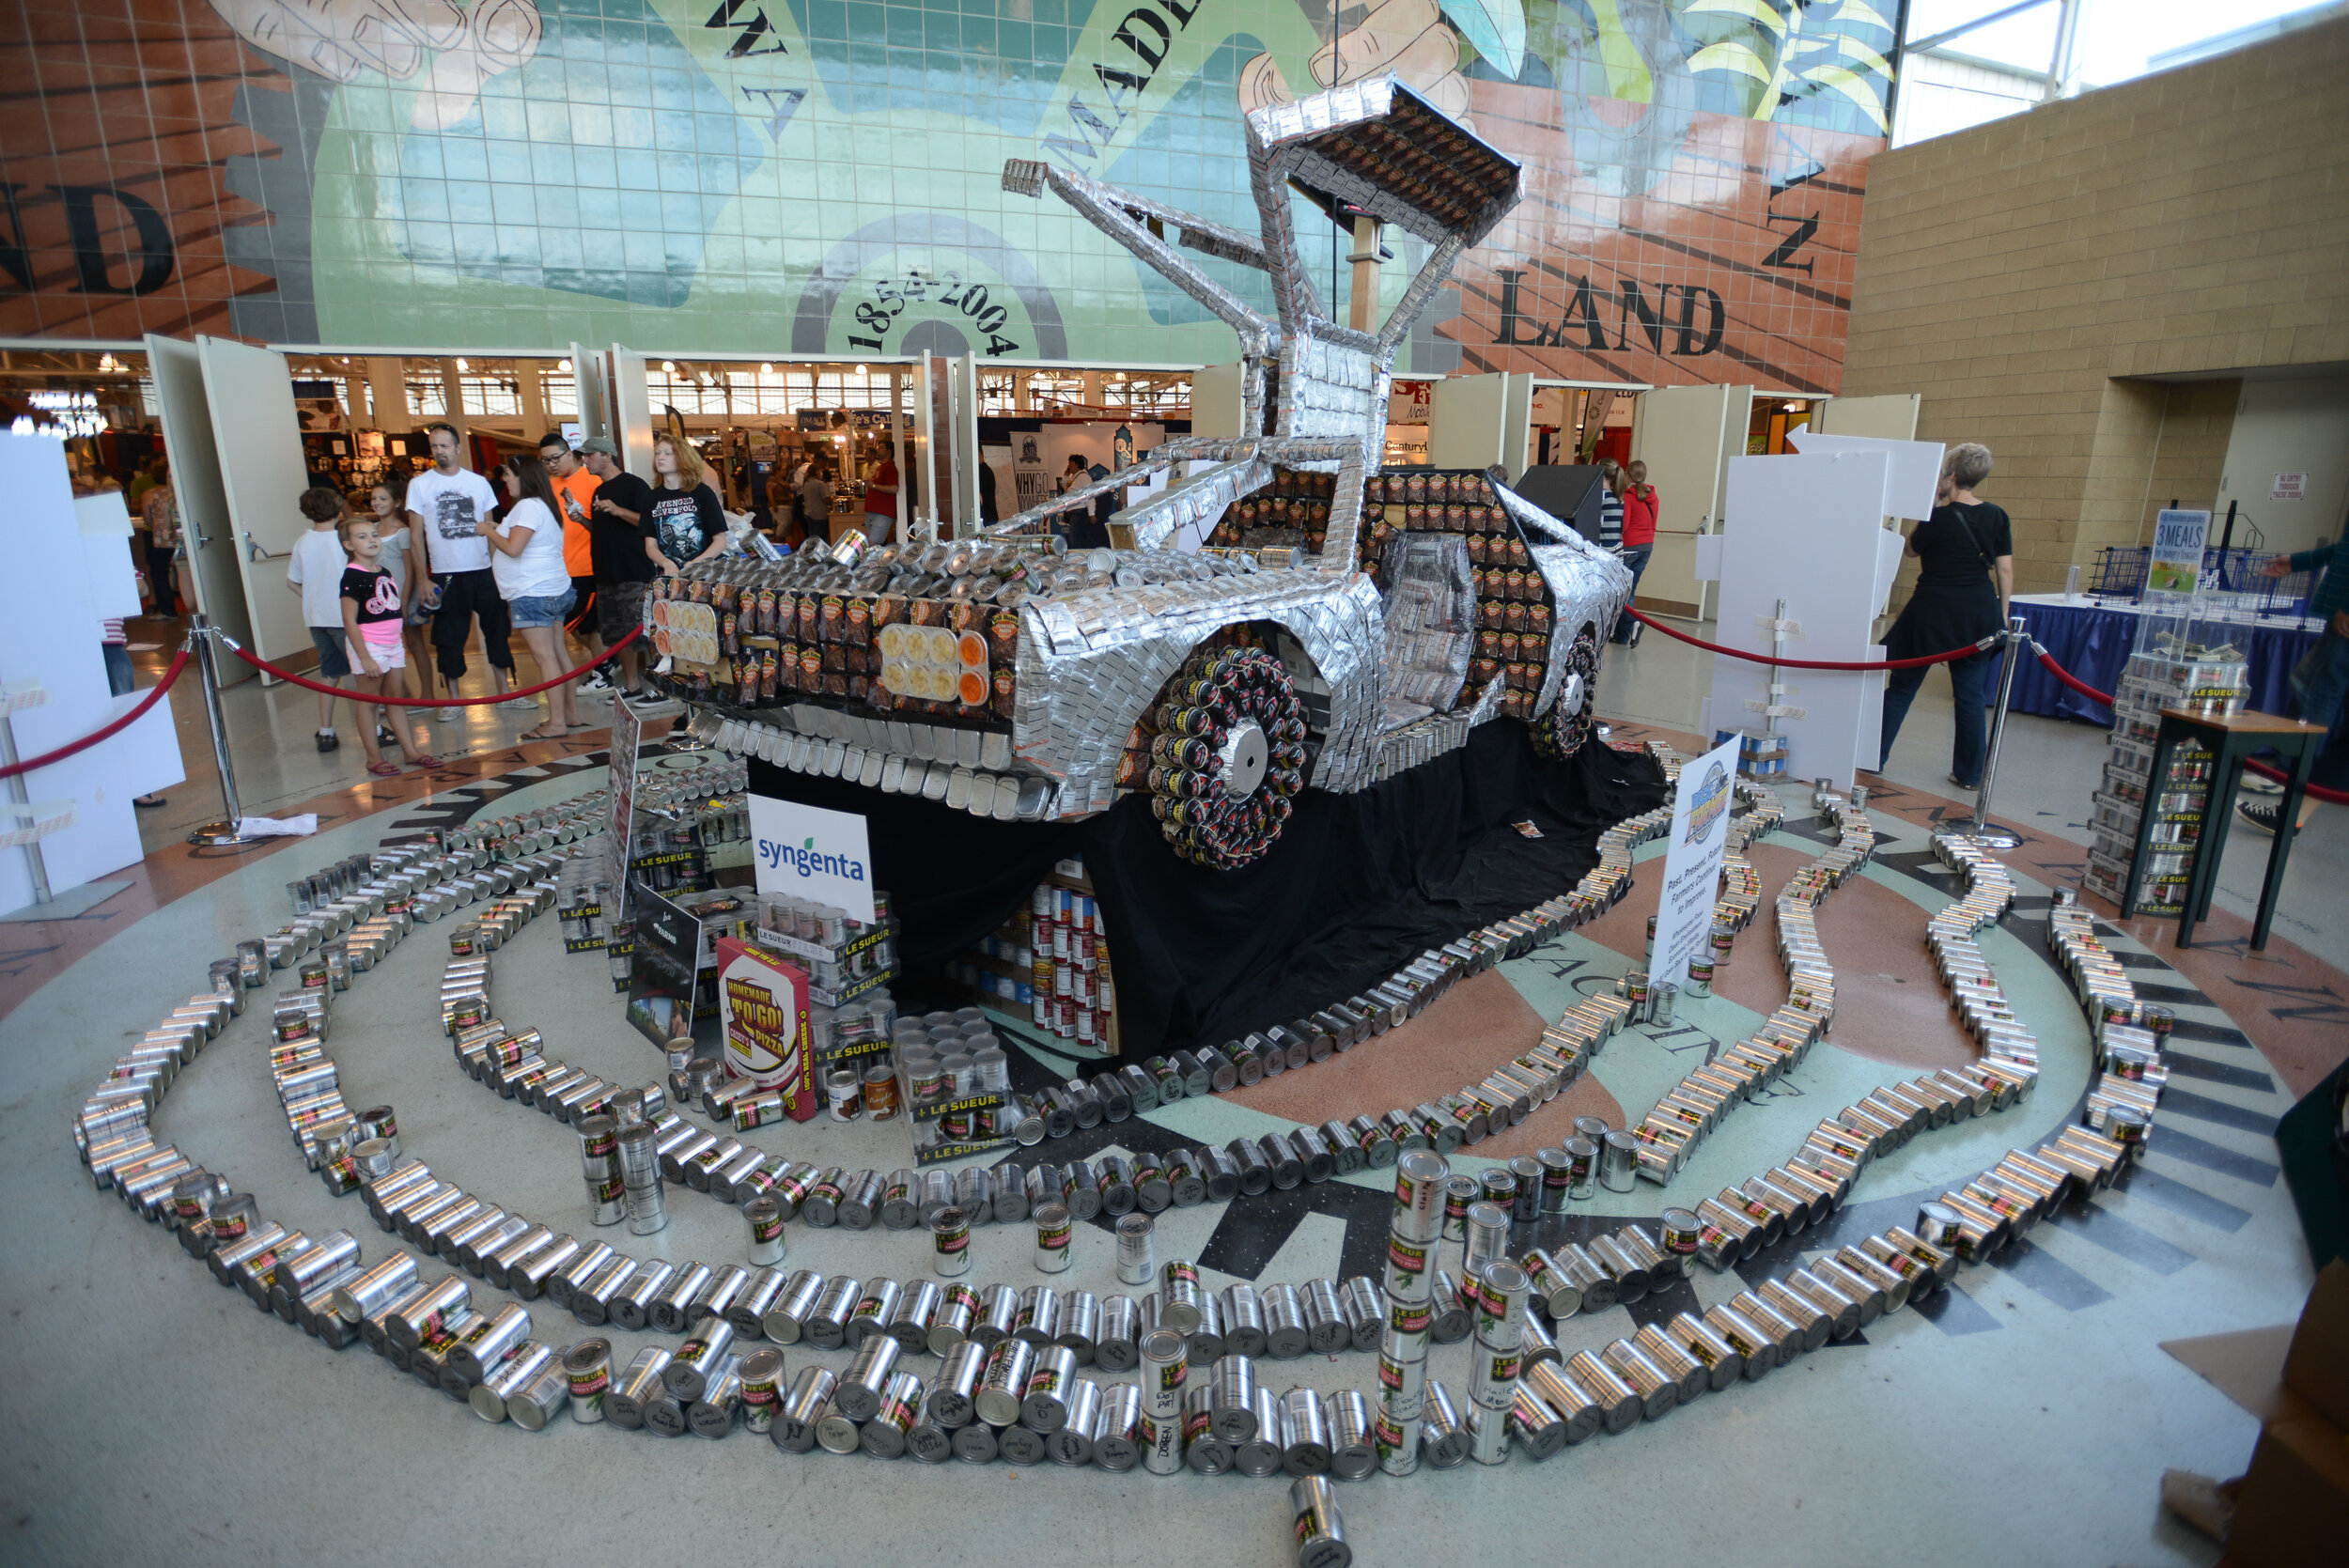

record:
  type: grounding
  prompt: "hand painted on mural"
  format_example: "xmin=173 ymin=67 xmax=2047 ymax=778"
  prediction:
xmin=1240 ymin=0 xmax=1525 ymax=131
xmin=210 ymin=0 xmax=540 ymax=129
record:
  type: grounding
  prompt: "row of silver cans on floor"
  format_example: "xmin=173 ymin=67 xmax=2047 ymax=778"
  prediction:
xmin=2046 ymin=901 xmax=2149 ymax=1038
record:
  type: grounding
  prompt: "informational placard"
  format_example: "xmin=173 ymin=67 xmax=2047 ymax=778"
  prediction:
xmin=625 ymin=883 xmax=706 ymax=1048
xmin=2147 ymin=509 xmax=2211 ymax=598
xmin=1651 ymin=736 xmax=1740 ymax=996
xmin=605 ymin=696 xmax=645 ymax=920
xmin=2272 ymin=473 xmax=2307 ymax=503
xmin=748 ymin=794 xmax=877 ymax=925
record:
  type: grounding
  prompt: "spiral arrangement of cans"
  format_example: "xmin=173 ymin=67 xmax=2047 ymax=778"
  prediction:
xmin=1141 ymin=644 xmax=1310 ymax=869
xmin=75 ymin=790 xmax=2187 ymax=1498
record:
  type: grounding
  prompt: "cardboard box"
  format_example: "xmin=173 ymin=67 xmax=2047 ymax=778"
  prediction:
xmin=2161 ymin=1259 xmax=2349 ymax=1568
xmin=2279 ymin=1259 xmax=2349 ymax=1431
xmin=2229 ymin=1416 xmax=2349 ymax=1568
xmin=714 ymin=938 xmax=816 ymax=1119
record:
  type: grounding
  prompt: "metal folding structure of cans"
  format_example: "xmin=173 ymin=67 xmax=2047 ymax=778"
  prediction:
xmin=659 ymin=78 xmax=1633 ymax=871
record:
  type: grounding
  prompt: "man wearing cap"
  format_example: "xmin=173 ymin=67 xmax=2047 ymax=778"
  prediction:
xmin=540 ymin=430 xmax=608 ymax=696
xmin=581 ymin=437 xmax=654 ymax=700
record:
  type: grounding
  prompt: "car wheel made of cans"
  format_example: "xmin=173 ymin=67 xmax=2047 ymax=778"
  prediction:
xmin=1144 ymin=644 xmax=1308 ymax=871
xmin=1533 ymin=625 xmax=1601 ymax=760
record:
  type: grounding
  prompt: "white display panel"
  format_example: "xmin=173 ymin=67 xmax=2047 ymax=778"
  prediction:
xmin=1786 ymin=427 xmax=1946 ymax=522
xmin=1710 ymin=449 xmax=1901 ymax=789
xmin=0 ymin=435 xmax=186 ymax=912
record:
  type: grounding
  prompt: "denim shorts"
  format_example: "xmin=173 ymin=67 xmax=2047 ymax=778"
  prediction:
xmin=309 ymin=626 xmax=351 ymax=677
xmin=506 ymin=588 xmax=577 ymax=629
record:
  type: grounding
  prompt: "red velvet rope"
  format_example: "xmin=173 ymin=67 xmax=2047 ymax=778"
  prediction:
xmin=1623 ymin=608 xmax=1992 ymax=671
xmin=226 ymin=627 xmax=641 ymax=707
xmin=2032 ymin=648 xmax=2116 ymax=707
xmin=0 ymin=649 xmax=192 ymax=781
xmin=2031 ymin=647 xmax=2347 ymax=806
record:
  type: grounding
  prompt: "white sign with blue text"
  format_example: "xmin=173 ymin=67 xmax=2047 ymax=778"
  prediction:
xmin=748 ymin=794 xmax=877 ymax=926
xmin=1651 ymin=736 xmax=1742 ymax=997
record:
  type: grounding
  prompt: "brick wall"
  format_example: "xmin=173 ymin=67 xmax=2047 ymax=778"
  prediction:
xmin=1843 ymin=19 xmax=2349 ymax=590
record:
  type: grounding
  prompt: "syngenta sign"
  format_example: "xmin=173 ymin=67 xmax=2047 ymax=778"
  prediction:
xmin=747 ymin=795 xmax=876 ymax=925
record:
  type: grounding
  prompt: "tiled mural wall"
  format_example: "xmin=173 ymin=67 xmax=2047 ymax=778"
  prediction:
xmin=1 ymin=0 xmax=1894 ymax=393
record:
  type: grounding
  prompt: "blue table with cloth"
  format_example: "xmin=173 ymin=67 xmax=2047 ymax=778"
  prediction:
xmin=2009 ymin=595 xmax=2332 ymax=730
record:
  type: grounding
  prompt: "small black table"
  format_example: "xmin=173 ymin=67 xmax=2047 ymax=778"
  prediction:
xmin=2123 ymin=706 xmax=2326 ymax=949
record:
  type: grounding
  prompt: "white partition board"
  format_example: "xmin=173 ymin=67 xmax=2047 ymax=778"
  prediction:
xmin=1707 ymin=450 xmax=1898 ymax=789
xmin=1786 ymin=428 xmax=1946 ymax=522
xmin=0 ymin=435 xmax=185 ymax=911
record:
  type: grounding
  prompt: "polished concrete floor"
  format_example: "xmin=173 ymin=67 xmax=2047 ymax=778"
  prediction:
xmin=0 ymin=613 xmax=2334 ymax=1566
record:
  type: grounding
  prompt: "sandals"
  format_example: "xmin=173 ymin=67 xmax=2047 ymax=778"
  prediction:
xmin=562 ymin=722 xmax=598 ymax=733
xmin=519 ymin=725 xmax=565 ymax=742
xmin=366 ymin=761 xmax=402 ymax=777
xmin=411 ymin=754 xmax=443 ymax=768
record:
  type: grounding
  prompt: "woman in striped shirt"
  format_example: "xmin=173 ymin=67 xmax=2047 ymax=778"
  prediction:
xmin=1596 ymin=458 xmax=1625 ymax=550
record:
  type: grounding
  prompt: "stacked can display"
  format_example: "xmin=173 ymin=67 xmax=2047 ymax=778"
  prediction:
xmin=616 ymin=1117 xmax=666 ymax=1235
xmin=1377 ymin=1150 xmax=1446 ymax=1474
xmin=2081 ymin=648 xmax=2245 ymax=912
xmin=1030 ymin=872 xmax=1113 ymax=1048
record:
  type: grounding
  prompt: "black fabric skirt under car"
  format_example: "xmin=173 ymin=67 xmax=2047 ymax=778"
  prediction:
xmin=746 ymin=725 xmax=1668 ymax=1060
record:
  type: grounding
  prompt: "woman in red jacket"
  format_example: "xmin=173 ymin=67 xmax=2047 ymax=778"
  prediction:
xmin=1612 ymin=459 xmax=1657 ymax=644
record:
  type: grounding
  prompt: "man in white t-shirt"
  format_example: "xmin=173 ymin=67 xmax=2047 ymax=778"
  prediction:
xmin=405 ymin=422 xmax=522 ymax=722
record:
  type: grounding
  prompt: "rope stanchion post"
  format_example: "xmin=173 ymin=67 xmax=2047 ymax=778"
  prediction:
xmin=187 ymin=615 xmax=264 ymax=848
xmin=1969 ymin=617 xmax=2028 ymax=850
xmin=0 ymin=704 xmax=55 ymax=907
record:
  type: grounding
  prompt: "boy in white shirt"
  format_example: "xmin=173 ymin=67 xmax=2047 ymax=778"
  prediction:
xmin=286 ymin=486 xmax=352 ymax=752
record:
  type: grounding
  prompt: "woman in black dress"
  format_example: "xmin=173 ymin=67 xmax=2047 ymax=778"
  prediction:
xmin=1875 ymin=442 xmax=2013 ymax=788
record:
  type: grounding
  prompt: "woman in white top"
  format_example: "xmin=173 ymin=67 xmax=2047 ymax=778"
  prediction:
xmin=477 ymin=451 xmax=586 ymax=738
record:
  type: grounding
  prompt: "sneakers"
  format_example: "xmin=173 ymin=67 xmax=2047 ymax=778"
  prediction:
xmin=2239 ymin=771 xmax=2284 ymax=796
xmin=498 ymin=695 xmax=538 ymax=710
xmin=376 ymin=725 xmax=397 ymax=748
xmin=436 ymin=706 xmax=459 ymax=723
xmin=2236 ymin=797 xmax=2281 ymax=833
xmin=1949 ymin=773 xmax=1979 ymax=791
xmin=315 ymin=728 xmax=338 ymax=753
xmin=577 ymin=671 xmax=613 ymax=695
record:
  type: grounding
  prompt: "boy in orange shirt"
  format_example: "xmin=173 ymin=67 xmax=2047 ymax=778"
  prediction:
xmin=539 ymin=431 xmax=608 ymax=694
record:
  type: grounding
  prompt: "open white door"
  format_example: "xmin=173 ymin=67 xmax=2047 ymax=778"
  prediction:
xmin=1191 ymin=364 xmax=1244 ymax=440
xmin=571 ymin=342 xmax=611 ymax=442
xmin=144 ymin=334 xmax=254 ymax=684
xmin=1428 ymin=373 xmax=1532 ymax=472
xmin=1500 ymin=374 xmax=1533 ymax=481
xmin=1816 ymin=394 xmax=1921 ymax=440
xmin=946 ymin=352 xmax=982 ymax=533
xmin=1628 ymin=383 xmax=1750 ymax=620
xmin=196 ymin=335 xmax=313 ymax=667
xmin=610 ymin=345 xmax=655 ymax=476
xmin=915 ymin=356 xmax=939 ymax=542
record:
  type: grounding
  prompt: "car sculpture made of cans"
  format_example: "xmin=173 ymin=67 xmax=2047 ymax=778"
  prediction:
xmin=653 ymin=77 xmax=1633 ymax=870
